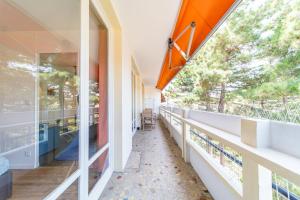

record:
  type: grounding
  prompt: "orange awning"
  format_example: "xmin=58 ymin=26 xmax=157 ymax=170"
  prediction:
xmin=156 ymin=0 xmax=237 ymax=90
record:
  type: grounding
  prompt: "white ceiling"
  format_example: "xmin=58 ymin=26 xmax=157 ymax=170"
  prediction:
xmin=9 ymin=0 xmax=80 ymax=30
xmin=111 ymin=0 xmax=181 ymax=86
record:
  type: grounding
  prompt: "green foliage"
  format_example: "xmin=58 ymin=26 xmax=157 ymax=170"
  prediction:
xmin=163 ymin=0 xmax=300 ymax=124
xmin=172 ymin=67 xmax=196 ymax=93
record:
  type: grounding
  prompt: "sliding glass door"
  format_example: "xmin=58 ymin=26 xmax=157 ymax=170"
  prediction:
xmin=0 ymin=0 xmax=80 ymax=199
xmin=0 ymin=0 xmax=110 ymax=199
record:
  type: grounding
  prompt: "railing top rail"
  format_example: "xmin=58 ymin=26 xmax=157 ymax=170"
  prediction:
xmin=160 ymin=107 xmax=300 ymax=186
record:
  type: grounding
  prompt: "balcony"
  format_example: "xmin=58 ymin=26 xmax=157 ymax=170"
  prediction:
xmin=100 ymin=120 xmax=213 ymax=200
xmin=155 ymin=105 xmax=300 ymax=200
xmin=95 ymin=104 xmax=300 ymax=200
xmin=0 ymin=0 xmax=299 ymax=199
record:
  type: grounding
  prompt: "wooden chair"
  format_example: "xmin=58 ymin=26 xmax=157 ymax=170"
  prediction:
xmin=141 ymin=109 xmax=156 ymax=130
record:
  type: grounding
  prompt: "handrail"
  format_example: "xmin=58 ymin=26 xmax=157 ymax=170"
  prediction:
xmin=161 ymin=108 xmax=300 ymax=186
xmin=160 ymin=107 xmax=300 ymax=200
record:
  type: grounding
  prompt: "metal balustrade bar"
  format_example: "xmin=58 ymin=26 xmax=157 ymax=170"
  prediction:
xmin=272 ymin=183 xmax=300 ymax=200
xmin=190 ymin=130 xmax=242 ymax=167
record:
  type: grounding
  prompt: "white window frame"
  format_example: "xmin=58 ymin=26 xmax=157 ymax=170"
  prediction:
xmin=43 ymin=0 xmax=115 ymax=199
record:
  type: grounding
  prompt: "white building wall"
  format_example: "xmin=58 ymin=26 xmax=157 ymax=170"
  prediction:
xmin=131 ymin=58 xmax=143 ymax=130
xmin=107 ymin=0 xmax=139 ymax=171
xmin=121 ymin=37 xmax=133 ymax=169
xmin=144 ymin=86 xmax=161 ymax=114
xmin=136 ymin=76 xmax=143 ymax=128
xmin=106 ymin=0 xmax=160 ymax=172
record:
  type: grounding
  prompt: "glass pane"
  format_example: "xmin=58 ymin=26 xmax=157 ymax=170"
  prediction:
xmin=0 ymin=0 xmax=80 ymax=199
xmin=89 ymin=149 xmax=109 ymax=192
xmin=58 ymin=179 xmax=78 ymax=200
xmin=89 ymin=8 xmax=108 ymax=158
xmin=39 ymin=52 xmax=80 ymax=165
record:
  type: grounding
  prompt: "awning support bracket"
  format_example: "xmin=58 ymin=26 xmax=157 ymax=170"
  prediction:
xmin=168 ymin=21 xmax=196 ymax=69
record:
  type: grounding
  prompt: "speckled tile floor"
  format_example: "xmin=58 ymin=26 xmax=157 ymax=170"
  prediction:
xmin=100 ymin=121 xmax=213 ymax=200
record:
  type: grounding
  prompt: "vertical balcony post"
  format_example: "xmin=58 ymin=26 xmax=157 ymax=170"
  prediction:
xmin=163 ymin=109 xmax=167 ymax=126
xmin=168 ymin=107 xmax=173 ymax=135
xmin=182 ymin=109 xmax=190 ymax=163
xmin=159 ymin=107 xmax=161 ymax=120
xmin=220 ymin=144 xmax=225 ymax=166
xmin=160 ymin=108 xmax=164 ymax=122
xmin=206 ymin=136 xmax=212 ymax=154
xmin=241 ymin=118 xmax=272 ymax=200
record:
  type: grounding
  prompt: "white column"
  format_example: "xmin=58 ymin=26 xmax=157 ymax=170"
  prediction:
xmin=220 ymin=144 xmax=225 ymax=166
xmin=206 ymin=136 xmax=212 ymax=154
xmin=241 ymin=118 xmax=272 ymax=200
xmin=162 ymin=109 xmax=167 ymax=126
xmin=182 ymin=109 xmax=190 ymax=163
xmin=168 ymin=107 xmax=172 ymax=134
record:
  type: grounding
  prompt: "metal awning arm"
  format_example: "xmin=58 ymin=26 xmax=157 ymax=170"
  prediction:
xmin=186 ymin=21 xmax=196 ymax=59
xmin=168 ymin=21 xmax=196 ymax=69
xmin=168 ymin=38 xmax=173 ymax=69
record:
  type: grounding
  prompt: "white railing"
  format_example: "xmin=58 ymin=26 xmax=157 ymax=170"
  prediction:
xmin=160 ymin=106 xmax=300 ymax=200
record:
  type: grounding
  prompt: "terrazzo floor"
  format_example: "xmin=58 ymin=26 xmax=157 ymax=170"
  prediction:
xmin=99 ymin=121 xmax=213 ymax=200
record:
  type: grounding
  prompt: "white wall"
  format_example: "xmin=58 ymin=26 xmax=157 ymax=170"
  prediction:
xmin=135 ymin=75 xmax=143 ymax=128
xmin=104 ymin=0 xmax=136 ymax=171
xmin=188 ymin=110 xmax=242 ymax=136
xmin=119 ymin=36 xmax=145 ymax=169
xmin=104 ymin=0 xmax=147 ymax=172
xmin=144 ymin=86 xmax=161 ymax=114
xmin=121 ymin=37 xmax=133 ymax=169
xmin=131 ymin=58 xmax=143 ymax=130
xmin=270 ymin=121 xmax=300 ymax=159
xmin=190 ymin=147 xmax=242 ymax=200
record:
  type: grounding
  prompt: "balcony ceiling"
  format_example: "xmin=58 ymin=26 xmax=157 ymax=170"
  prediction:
xmin=111 ymin=0 xmax=182 ymax=87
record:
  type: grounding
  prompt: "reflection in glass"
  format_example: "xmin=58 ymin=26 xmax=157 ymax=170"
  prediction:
xmin=0 ymin=0 xmax=80 ymax=199
xmin=89 ymin=150 xmax=109 ymax=192
xmin=89 ymin=8 xmax=108 ymax=157
xmin=39 ymin=53 xmax=79 ymax=165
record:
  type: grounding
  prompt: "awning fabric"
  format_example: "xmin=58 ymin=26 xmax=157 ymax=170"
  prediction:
xmin=156 ymin=0 xmax=236 ymax=90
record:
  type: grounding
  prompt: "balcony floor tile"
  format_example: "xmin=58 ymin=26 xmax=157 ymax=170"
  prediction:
xmin=100 ymin=121 xmax=213 ymax=200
